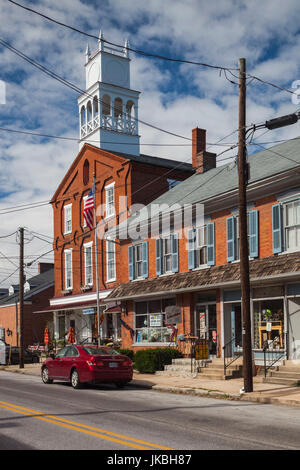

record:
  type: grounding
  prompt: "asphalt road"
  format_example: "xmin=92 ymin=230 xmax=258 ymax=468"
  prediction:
xmin=0 ymin=371 xmax=299 ymax=452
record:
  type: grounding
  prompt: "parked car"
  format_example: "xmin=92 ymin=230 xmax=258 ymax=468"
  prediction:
xmin=5 ymin=345 xmax=40 ymax=365
xmin=41 ymin=344 xmax=133 ymax=389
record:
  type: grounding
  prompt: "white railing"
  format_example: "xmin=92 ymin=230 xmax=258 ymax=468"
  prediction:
xmin=81 ymin=114 xmax=137 ymax=139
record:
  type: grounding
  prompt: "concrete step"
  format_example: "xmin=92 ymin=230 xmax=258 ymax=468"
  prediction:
xmin=263 ymin=377 xmax=300 ymax=386
xmin=155 ymin=370 xmax=196 ymax=378
xmin=164 ymin=365 xmax=193 ymax=372
xmin=205 ymin=363 xmax=242 ymax=371
xmin=269 ymin=371 xmax=300 ymax=379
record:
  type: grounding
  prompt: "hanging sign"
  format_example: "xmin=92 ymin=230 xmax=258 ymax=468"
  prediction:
xmin=165 ymin=306 xmax=181 ymax=325
xmin=82 ymin=308 xmax=95 ymax=315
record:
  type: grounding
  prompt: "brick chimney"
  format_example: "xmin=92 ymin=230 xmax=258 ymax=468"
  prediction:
xmin=38 ymin=262 xmax=54 ymax=274
xmin=192 ymin=128 xmax=216 ymax=174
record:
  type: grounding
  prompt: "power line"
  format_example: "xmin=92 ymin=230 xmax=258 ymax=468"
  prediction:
xmin=0 ymin=37 xmax=193 ymax=142
xmin=6 ymin=0 xmax=238 ymax=72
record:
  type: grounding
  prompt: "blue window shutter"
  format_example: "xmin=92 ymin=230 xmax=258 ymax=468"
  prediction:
xmin=171 ymin=233 xmax=179 ymax=273
xmin=128 ymin=245 xmax=135 ymax=280
xmin=249 ymin=210 xmax=259 ymax=258
xmin=156 ymin=238 xmax=162 ymax=275
xmin=142 ymin=241 xmax=148 ymax=278
xmin=227 ymin=217 xmax=235 ymax=262
xmin=207 ymin=222 xmax=215 ymax=266
xmin=188 ymin=228 xmax=196 ymax=270
xmin=272 ymin=204 xmax=282 ymax=254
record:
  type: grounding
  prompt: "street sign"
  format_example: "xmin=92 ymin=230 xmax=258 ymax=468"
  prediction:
xmin=0 ymin=340 xmax=6 ymax=365
xmin=82 ymin=308 xmax=95 ymax=315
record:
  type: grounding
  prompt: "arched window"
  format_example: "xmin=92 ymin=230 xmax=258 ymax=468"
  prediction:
xmin=87 ymin=101 xmax=92 ymax=122
xmin=93 ymin=96 xmax=98 ymax=117
xmin=126 ymin=100 xmax=134 ymax=119
xmin=102 ymin=94 xmax=111 ymax=115
xmin=83 ymin=159 xmax=89 ymax=186
xmin=80 ymin=106 xmax=86 ymax=126
xmin=114 ymin=97 xmax=123 ymax=118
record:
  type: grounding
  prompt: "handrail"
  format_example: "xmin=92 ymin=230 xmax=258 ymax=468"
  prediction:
xmin=263 ymin=333 xmax=287 ymax=378
xmin=223 ymin=336 xmax=243 ymax=375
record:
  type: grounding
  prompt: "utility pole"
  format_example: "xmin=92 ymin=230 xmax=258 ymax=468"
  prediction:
xmin=19 ymin=227 xmax=24 ymax=369
xmin=238 ymin=58 xmax=253 ymax=393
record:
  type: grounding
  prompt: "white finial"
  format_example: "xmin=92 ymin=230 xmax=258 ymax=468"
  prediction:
xmin=124 ymin=38 xmax=130 ymax=58
xmin=85 ymin=43 xmax=90 ymax=63
xmin=98 ymin=30 xmax=104 ymax=51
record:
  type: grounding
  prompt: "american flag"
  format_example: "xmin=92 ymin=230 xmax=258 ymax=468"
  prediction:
xmin=83 ymin=186 xmax=94 ymax=230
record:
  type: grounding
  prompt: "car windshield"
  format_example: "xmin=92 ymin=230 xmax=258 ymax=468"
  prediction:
xmin=83 ymin=347 xmax=120 ymax=356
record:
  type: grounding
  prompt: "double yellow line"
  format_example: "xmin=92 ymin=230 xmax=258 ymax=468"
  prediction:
xmin=0 ymin=400 xmax=174 ymax=450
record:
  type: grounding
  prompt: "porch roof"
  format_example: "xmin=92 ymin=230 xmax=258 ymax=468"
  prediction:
xmin=105 ymin=253 xmax=300 ymax=301
xmin=33 ymin=299 xmax=97 ymax=314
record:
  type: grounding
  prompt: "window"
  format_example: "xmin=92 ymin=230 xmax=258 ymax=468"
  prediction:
xmin=58 ymin=315 xmax=65 ymax=339
xmin=106 ymin=240 xmax=116 ymax=282
xmin=284 ymin=200 xmax=300 ymax=251
xmin=64 ymin=204 xmax=72 ymax=234
xmin=84 ymin=242 xmax=93 ymax=286
xmin=227 ymin=211 xmax=258 ymax=262
xmin=156 ymin=234 xmax=178 ymax=275
xmin=188 ymin=224 xmax=214 ymax=269
xmin=114 ymin=97 xmax=123 ymax=117
xmin=102 ymin=94 xmax=111 ymax=115
xmin=105 ymin=183 xmax=115 ymax=218
xmin=64 ymin=249 xmax=73 ymax=290
xmin=83 ymin=160 xmax=89 ymax=186
xmin=135 ymin=298 xmax=176 ymax=344
xmin=129 ymin=242 xmax=148 ymax=280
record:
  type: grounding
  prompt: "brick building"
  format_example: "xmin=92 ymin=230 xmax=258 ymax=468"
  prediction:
xmin=106 ymin=129 xmax=300 ymax=362
xmin=0 ymin=263 xmax=54 ymax=347
xmin=38 ymin=35 xmax=194 ymax=344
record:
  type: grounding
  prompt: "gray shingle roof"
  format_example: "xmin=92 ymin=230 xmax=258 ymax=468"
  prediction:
xmin=0 ymin=268 xmax=54 ymax=306
xmin=114 ymin=137 xmax=300 ymax=235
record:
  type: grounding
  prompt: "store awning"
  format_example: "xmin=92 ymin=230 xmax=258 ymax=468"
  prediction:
xmin=105 ymin=252 xmax=300 ymax=302
xmin=33 ymin=299 xmax=97 ymax=314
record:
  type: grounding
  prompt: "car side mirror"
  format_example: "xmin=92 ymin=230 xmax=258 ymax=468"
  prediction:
xmin=50 ymin=353 xmax=56 ymax=360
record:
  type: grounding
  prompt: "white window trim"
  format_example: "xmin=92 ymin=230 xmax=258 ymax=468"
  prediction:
xmin=84 ymin=241 xmax=93 ymax=286
xmin=282 ymin=199 xmax=300 ymax=253
xmin=105 ymin=182 xmax=115 ymax=219
xmin=64 ymin=249 xmax=73 ymax=291
xmin=64 ymin=204 xmax=72 ymax=235
xmin=106 ymin=239 xmax=116 ymax=283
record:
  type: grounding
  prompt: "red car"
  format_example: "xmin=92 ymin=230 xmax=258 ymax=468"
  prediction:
xmin=41 ymin=345 xmax=133 ymax=389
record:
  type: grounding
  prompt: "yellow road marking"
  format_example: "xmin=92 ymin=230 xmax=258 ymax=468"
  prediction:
xmin=0 ymin=400 xmax=174 ymax=450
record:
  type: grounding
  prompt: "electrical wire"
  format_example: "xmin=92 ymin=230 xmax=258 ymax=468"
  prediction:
xmin=6 ymin=0 xmax=238 ymax=72
xmin=0 ymin=37 xmax=192 ymax=142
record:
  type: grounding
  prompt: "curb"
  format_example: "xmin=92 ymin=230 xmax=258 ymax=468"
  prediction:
xmin=2 ymin=367 xmax=300 ymax=407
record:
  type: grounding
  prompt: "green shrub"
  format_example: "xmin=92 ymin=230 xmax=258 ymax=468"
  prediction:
xmin=118 ymin=349 xmax=135 ymax=361
xmin=134 ymin=348 xmax=183 ymax=374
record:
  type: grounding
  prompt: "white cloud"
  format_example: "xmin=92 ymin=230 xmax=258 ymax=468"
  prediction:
xmin=0 ymin=0 xmax=300 ymax=285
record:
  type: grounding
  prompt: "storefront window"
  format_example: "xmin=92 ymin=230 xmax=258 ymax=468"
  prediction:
xmin=253 ymin=299 xmax=284 ymax=349
xmin=135 ymin=298 xmax=176 ymax=344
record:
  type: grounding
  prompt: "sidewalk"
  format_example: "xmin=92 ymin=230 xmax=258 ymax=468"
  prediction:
xmin=1 ymin=363 xmax=300 ymax=407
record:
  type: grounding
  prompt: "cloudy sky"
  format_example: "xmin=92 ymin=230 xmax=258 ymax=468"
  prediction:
xmin=1 ymin=0 xmax=300 ymax=286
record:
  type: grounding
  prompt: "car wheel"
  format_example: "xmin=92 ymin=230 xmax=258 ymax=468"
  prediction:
xmin=71 ymin=369 xmax=82 ymax=389
xmin=115 ymin=382 xmax=126 ymax=389
xmin=42 ymin=367 xmax=53 ymax=384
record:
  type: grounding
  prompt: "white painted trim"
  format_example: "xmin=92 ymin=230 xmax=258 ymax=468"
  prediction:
xmin=50 ymin=289 xmax=113 ymax=306
xmin=83 ymin=241 xmax=93 ymax=286
xmin=64 ymin=204 xmax=72 ymax=235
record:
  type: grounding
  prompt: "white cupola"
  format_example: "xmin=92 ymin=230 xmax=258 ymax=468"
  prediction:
xmin=77 ymin=31 xmax=140 ymax=156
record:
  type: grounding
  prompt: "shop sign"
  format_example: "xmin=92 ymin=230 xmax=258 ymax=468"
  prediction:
xmin=199 ymin=312 xmax=206 ymax=339
xmin=82 ymin=308 xmax=95 ymax=315
xmin=165 ymin=306 xmax=181 ymax=325
xmin=0 ymin=340 xmax=6 ymax=365
xmin=150 ymin=314 xmax=163 ymax=327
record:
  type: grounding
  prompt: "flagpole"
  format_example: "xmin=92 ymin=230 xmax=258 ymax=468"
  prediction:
xmin=93 ymin=173 xmax=101 ymax=346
